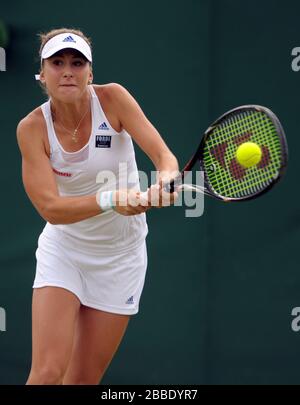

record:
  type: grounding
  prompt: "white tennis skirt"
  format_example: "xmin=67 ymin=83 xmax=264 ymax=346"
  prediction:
xmin=33 ymin=225 xmax=148 ymax=315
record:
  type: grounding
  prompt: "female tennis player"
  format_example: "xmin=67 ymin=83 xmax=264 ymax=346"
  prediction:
xmin=17 ymin=28 xmax=179 ymax=385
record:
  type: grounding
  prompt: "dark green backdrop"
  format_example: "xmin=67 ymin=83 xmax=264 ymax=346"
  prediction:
xmin=0 ymin=0 xmax=299 ymax=384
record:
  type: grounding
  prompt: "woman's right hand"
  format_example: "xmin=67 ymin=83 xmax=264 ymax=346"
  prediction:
xmin=113 ymin=189 xmax=151 ymax=216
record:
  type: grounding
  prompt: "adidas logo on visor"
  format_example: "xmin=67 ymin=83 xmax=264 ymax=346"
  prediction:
xmin=63 ymin=35 xmax=76 ymax=43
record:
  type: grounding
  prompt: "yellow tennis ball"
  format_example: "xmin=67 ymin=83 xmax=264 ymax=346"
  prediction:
xmin=236 ymin=142 xmax=262 ymax=168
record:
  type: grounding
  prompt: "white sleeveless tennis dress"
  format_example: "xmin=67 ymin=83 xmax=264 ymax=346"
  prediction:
xmin=33 ymin=85 xmax=148 ymax=315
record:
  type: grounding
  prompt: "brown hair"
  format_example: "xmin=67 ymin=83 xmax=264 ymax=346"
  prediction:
xmin=38 ymin=27 xmax=92 ymax=62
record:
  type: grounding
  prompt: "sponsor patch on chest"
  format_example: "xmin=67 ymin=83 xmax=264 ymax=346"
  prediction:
xmin=95 ymin=135 xmax=112 ymax=148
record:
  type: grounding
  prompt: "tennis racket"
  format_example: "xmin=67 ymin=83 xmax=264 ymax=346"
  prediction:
xmin=163 ymin=105 xmax=288 ymax=202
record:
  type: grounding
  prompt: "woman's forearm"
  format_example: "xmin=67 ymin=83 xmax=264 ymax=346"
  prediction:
xmin=43 ymin=194 xmax=101 ymax=225
xmin=154 ymin=151 xmax=179 ymax=183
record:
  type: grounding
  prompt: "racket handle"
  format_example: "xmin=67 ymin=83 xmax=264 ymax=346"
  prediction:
xmin=164 ymin=175 xmax=182 ymax=193
xmin=166 ymin=181 xmax=175 ymax=193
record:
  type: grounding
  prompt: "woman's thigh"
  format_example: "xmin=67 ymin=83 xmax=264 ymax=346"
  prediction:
xmin=30 ymin=287 xmax=81 ymax=372
xmin=63 ymin=306 xmax=130 ymax=384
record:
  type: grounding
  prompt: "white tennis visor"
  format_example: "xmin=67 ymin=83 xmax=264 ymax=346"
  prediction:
xmin=41 ymin=33 xmax=92 ymax=62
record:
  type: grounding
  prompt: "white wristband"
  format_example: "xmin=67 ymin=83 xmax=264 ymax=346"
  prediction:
xmin=97 ymin=190 xmax=115 ymax=212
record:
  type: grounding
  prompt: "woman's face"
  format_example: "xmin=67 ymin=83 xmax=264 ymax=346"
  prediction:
xmin=40 ymin=49 xmax=93 ymax=102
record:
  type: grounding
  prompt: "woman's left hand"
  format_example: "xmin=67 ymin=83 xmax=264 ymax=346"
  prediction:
xmin=138 ymin=183 xmax=178 ymax=208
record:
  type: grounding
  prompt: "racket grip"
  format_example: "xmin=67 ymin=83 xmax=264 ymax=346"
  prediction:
xmin=165 ymin=181 xmax=175 ymax=193
xmin=163 ymin=176 xmax=182 ymax=193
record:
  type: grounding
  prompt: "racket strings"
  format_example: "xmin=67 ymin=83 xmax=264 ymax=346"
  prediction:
xmin=203 ymin=110 xmax=283 ymax=198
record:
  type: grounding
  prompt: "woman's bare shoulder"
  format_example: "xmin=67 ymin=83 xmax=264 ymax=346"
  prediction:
xmin=17 ymin=107 xmax=45 ymax=136
xmin=17 ymin=107 xmax=49 ymax=156
xmin=92 ymin=83 xmax=128 ymax=101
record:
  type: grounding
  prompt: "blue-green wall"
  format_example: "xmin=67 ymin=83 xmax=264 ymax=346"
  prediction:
xmin=0 ymin=0 xmax=299 ymax=384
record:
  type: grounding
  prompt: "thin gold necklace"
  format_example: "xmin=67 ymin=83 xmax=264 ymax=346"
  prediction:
xmin=52 ymin=102 xmax=90 ymax=143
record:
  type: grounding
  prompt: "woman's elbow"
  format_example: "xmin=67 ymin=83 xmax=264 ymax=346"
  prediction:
xmin=38 ymin=200 xmax=61 ymax=225
xmin=46 ymin=216 xmax=61 ymax=225
xmin=40 ymin=209 xmax=60 ymax=225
